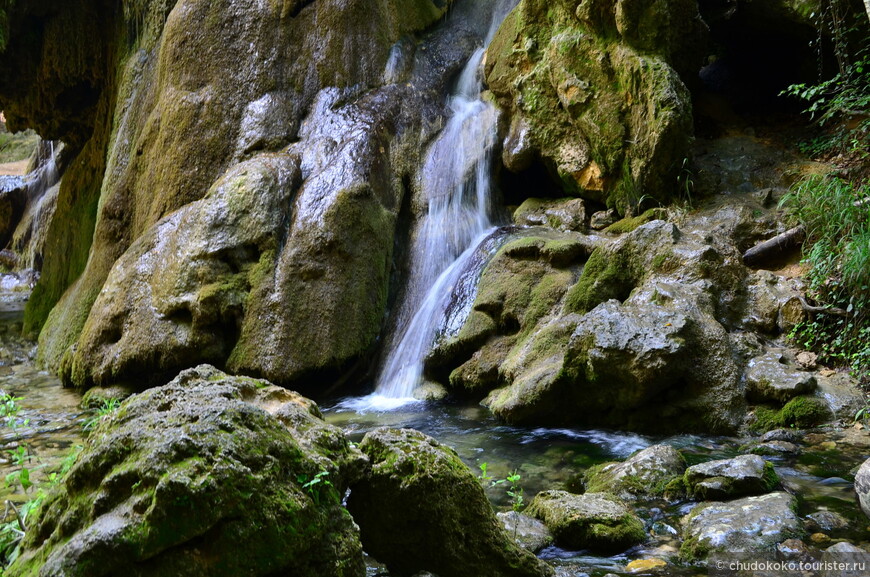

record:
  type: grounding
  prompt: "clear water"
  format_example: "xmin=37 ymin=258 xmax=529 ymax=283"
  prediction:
xmin=0 ymin=313 xmax=85 ymax=505
xmin=324 ymin=398 xmax=870 ymax=575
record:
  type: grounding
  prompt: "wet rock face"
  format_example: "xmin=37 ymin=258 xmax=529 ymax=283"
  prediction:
xmin=680 ymin=492 xmax=803 ymax=560
xmin=436 ymin=217 xmax=749 ymax=433
xmin=347 ymin=427 xmax=553 ymax=577
xmin=526 ymin=490 xmax=646 ymax=554
xmin=21 ymin=0 xmax=482 ymax=392
xmin=6 ymin=365 xmax=369 ymax=577
xmin=745 ymin=351 xmax=817 ymax=404
xmin=485 ymin=0 xmax=701 ymax=211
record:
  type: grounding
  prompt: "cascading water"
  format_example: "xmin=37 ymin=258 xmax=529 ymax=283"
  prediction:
xmin=341 ymin=0 xmax=517 ymax=410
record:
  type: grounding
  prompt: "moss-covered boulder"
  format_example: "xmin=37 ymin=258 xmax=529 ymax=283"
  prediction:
xmin=6 ymin=364 xmax=368 ymax=577
xmin=485 ymin=0 xmax=701 ymax=210
xmin=584 ymin=444 xmax=687 ymax=500
xmin=751 ymin=396 xmax=832 ymax=432
xmin=346 ymin=428 xmax=552 ymax=577
xmin=430 ymin=217 xmax=751 ymax=433
xmin=526 ymin=490 xmax=646 ymax=554
xmin=60 ymin=153 xmax=299 ymax=389
xmin=683 ymin=455 xmax=779 ymax=501
xmin=424 ymin=228 xmax=593 ymax=392
xmin=680 ymin=492 xmax=803 ymax=561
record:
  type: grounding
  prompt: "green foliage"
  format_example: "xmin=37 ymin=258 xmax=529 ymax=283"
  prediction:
xmin=478 ymin=463 xmax=525 ymax=513
xmin=780 ymin=174 xmax=870 ymax=383
xmin=297 ymin=471 xmax=339 ymax=507
xmin=82 ymin=398 xmax=121 ymax=432
xmin=781 ymin=0 xmax=870 ymax=157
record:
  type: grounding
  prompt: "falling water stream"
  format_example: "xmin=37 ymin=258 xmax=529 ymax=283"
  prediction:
xmin=339 ymin=0 xmax=516 ymax=411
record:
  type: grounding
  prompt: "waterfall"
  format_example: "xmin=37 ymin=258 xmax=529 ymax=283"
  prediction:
xmin=338 ymin=0 xmax=516 ymax=411
xmin=9 ymin=140 xmax=62 ymax=271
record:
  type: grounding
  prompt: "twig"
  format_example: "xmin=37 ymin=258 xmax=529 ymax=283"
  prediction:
xmin=798 ymin=295 xmax=849 ymax=318
xmin=4 ymin=500 xmax=25 ymax=532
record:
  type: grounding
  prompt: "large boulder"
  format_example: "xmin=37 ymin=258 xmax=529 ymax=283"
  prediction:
xmin=346 ymin=428 xmax=552 ymax=577
xmin=485 ymin=0 xmax=702 ymax=210
xmin=526 ymin=490 xmax=646 ymax=554
xmin=584 ymin=444 xmax=687 ymax=500
xmin=432 ymin=218 xmax=749 ymax=433
xmin=6 ymin=365 xmax=368 ymax=577
xmin=680 ymin=492 xmax=803 ymax=561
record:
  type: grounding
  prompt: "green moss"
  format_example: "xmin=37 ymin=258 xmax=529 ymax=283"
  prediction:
xmin=662 ymin=476 xmax=687 ymax=500
xmin=564 ymin=247 xmax=637 ymax=314
xmin=780 ymin=396 xmax=830 ymax=427
xmin=603 ymin=208 xmax=667 ymax=234
xmin=679 ymin=535 xmax=709 ymax=562
xmin=761 ymin=461 xmax=780 ymax=491
xmin=750 ymin=396 xmax=831 ymax=432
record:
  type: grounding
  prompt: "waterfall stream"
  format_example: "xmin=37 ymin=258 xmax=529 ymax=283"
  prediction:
xmin=339 ymin=0 xmax=516 ymax=411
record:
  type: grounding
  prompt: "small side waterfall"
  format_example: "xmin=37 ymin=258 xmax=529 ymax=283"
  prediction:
xmin=340 ymin=1 xmax=517 ymax=411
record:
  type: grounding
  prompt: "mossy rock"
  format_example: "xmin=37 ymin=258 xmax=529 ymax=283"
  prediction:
xmin=751 ymin=396 xmax=832 ymax=432
xmin=6 ymin=365 xmax=368 ymax=577
xmin=526 ymin=490 xmax=646 ymax=554
xmin=680 ymin=492 xmax=804 ymax=561
xmin=485 ymin=0 xmax=699 ymax=211
xmin=683 ymin=455 xmax=779 ymax=500
xmin=603 ymin=208 xmax=668 ymax=235
xmin=347 ymin=428 xmax=552 ymax=577
xmin=583 ymin=444 xmax=687 ymax=500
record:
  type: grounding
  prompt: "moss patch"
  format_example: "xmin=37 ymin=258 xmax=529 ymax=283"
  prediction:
xmin=751 ymin=396 xmax=832 ymax=432
xmin=604 ymin=208 xmax=667 ymax=234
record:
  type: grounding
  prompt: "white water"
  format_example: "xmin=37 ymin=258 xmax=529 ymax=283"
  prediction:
xmin=16 ymin=141 xmax=61 ymax=271
xmin=339 ymin=1 xmax=516 ymax=412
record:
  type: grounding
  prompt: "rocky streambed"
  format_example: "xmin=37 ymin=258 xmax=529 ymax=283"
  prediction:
xmin=1 ymin=327 xmax=868 ymax=576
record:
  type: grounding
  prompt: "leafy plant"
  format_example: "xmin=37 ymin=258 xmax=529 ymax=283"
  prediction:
xmin=297 ymin=471 xmax=339 ymax=506
xmin=780 ymin=174 xmax=870 ymax=384
xmin=82 ymin=398 xmax=121 ymax=432
xmin=780 ymin=0 xmax=870 ymax=158
xmin=505 ymin=470 xmax=524 ymax=513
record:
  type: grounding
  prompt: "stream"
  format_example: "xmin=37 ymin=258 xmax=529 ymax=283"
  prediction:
xmin=0 ymin=306 xmax=867 ymax=574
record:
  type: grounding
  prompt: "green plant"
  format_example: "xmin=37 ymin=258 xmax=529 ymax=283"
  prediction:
xmin=478 ymin=462 xmax=493 ymax=482
xmin=676 ymin=157 xmax=695 ymax=207
xmin=781 ymin=0 xmax=870 ymax=158
xmin=82 ymin=398 xmax=121 ymax=432
xmin=780 ymin=174 xmax=870 ymax=384
xmin=297 ymin=471 xmax=339 ymax=506
xmin=505 ymin=470 xmax=524 ymax=513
